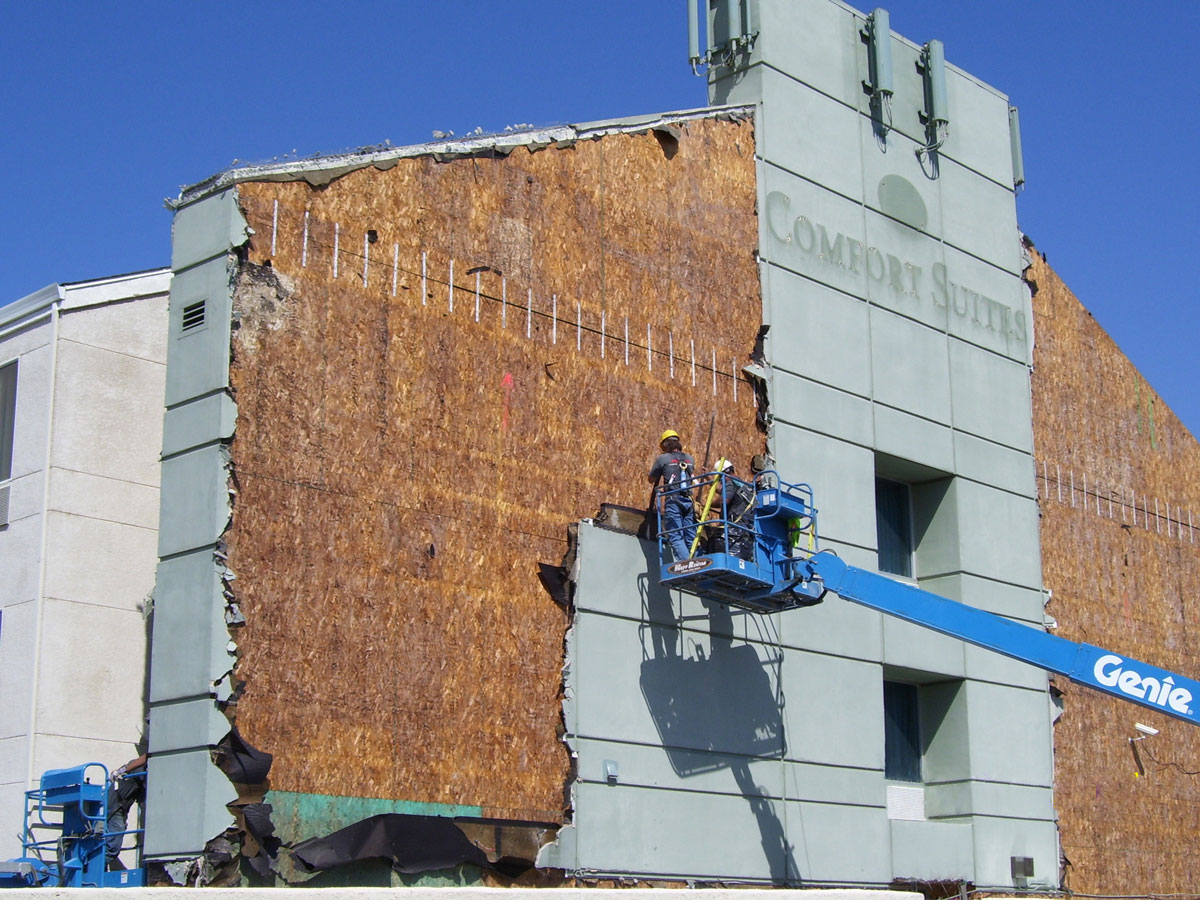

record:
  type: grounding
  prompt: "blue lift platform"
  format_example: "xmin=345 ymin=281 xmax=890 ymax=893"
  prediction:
xmin=657 ymin=468 xmax=1200 ymax=726
xmin=658 ymin=470 xmax=826 ymax=613
xmin=0 ymin=763 xmax=144 ymax=889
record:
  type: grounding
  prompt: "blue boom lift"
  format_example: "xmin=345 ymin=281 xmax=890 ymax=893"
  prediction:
xmin=658 ymin=469 xmax=1200 ymax=726
xmin=0 ymin=763 xmax=144 ymax=889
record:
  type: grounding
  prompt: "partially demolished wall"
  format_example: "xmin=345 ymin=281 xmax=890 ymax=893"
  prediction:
xmin=1029 ymin=248 xmax=1200 ymax=894
xmin=221 ymin=114 xmax=765 ymax=845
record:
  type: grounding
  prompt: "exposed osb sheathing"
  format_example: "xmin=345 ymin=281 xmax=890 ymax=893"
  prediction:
xmin=225 ymin=116 xmax=764 ymax=824
xmin=1029 ymin=248 xmax=1200 ymax=894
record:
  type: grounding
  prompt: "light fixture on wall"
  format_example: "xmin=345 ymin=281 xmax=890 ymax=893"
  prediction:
xmin=1130 ymin=722 xmax=1159 ymax=743
xmin=1129 ymin=723 xmax=1158 ymax=779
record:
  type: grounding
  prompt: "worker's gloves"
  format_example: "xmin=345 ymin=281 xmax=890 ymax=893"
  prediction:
xmin=113 ymin=766 xmax=127 ymax=779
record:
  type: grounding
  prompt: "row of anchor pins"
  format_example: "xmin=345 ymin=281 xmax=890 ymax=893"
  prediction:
xmin=1037 ymin=459 xmax=1196 ymax=544
xmin=270 ymin=200 xmax=752 ymax=402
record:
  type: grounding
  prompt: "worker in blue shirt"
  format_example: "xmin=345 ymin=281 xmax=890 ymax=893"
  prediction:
xmin=649 ymin=429 xmax=696 ymax=561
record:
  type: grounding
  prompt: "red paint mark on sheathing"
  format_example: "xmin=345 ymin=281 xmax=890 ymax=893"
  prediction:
xmin=501 ymin=372 xmax=514 ymax=432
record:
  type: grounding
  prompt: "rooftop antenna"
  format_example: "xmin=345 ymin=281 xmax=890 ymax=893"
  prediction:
xmin=1009 ymin=105 xmax=1026 ymax=190
xmin=688 ymin=0 xmax=757 ymax=76
xmin=862 ymin=8 xmax=895 ymax=137
xmin=916 ymin=39 xmax=950 ymax=165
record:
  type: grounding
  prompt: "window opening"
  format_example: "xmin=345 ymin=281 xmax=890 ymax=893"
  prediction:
xmin=875 ymin=477 xmax=913 ymax=577
xmin=883 ymin=680 xmax=921 ymax=782
xmin=0 ymin=361 xmax=16 ymax=482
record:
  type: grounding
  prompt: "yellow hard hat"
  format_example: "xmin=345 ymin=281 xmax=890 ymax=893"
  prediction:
xmin=660 ymin=429 xmax=680 ymax=443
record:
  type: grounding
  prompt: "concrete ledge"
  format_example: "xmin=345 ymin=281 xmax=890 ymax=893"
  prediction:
xmin=1 ymin=888 xmax=920 ymax=900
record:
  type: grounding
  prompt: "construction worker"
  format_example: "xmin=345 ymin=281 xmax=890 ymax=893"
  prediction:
xmin=106 ymin=752 xmax=147 ymax=870
xmin=649 ymin=429 xmax=696 ymax=561
xmin=708 ymin=459 xmax=755 ymax=560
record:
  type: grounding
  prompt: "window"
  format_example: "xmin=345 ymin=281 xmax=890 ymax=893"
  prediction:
xmin=883 ymin=680 xmax=921 ymax=782
xmin=0 ymin=360 xmax=16 ymax=482
xmin=882 ymin=675 xmax=968 ymax=821
xmin=875 ymin=477 xmax=912 ymax=577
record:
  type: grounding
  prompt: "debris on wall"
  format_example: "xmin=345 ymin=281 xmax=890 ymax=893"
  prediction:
xmin=211 ymin=111 xmax=765 ymax=869
xmin=1028 ymin=245 xmax=1200 ymax=895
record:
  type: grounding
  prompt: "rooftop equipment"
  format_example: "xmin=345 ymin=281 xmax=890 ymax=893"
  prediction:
xmin=862 ymin=8 xmax=895 ymax=137
xmin=1009 ymin=104 xmax=1026 ymax=188
xmin=917 ymin=39 xmax=950 ymax=160
xmin=863 ymin=9 xmax=894 ymax=99
xmin=687 ymin=0 xmax=757 ymax=75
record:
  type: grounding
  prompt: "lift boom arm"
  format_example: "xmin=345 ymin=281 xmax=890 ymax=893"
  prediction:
xmin=800 ymin=552 xmax=1200 ymax=726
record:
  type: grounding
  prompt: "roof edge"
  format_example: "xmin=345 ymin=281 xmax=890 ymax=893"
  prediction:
xmin=2 ymin=268 xmax=173 ymax=332
xmin=171 ymin=104 xmax=756 ymax=209
xmin=0 ymin=284 xmax=62 ymax=332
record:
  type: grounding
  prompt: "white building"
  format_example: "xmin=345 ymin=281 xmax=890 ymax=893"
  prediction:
xmin=0 ymin=269 xmax=170 ymax=858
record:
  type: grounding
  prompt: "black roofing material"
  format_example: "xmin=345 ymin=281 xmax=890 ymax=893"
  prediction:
xmin=291 ymin=813 xmax=489 ymax=874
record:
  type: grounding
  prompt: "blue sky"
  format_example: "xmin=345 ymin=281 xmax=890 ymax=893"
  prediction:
xmin=3 ymin=2 xmax=1198 ymax=437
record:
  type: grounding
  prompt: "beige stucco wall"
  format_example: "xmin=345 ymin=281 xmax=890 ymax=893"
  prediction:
xmin=0 ymin=270 xmax=169 ymax=860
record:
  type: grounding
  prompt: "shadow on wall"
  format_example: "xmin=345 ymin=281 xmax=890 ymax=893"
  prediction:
xmin=635 ymin=538 xmax=800 ymax=884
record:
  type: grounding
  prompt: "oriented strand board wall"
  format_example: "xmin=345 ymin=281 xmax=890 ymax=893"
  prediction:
xmin=225 ymin=116 xmax=764 ymax=824
xmin=1029 ymin=249 xmax=1200 ymax=894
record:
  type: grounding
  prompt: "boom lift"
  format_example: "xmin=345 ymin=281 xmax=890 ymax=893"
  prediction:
xmin=658 ymin=469 xmax=1200 ymax=726
xmin=0 ymin=763 xmax=144 ymax=889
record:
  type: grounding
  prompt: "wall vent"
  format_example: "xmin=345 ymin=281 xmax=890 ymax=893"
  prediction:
xmin=886 ymin=783 xmax=925 ymax=820
xmin=181 ymin=300 xmax=206 ymax=333
xmin=0 ymin=483 xmax=10 ymax=527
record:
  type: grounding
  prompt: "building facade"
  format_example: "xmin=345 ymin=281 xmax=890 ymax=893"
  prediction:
xmin=0 ymin=269 xmax=170 ymax=859
xmin=544 ymin=0 xmax=1049 ymax=888
xmin=134 ymin=0 xmax=1199 ymax=894
xmin=1028 ymin=250 xmax=1200 ymax=895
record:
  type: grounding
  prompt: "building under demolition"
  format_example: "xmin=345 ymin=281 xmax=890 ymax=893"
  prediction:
xmin=4 ymin=0 xmax=1198 ymax=894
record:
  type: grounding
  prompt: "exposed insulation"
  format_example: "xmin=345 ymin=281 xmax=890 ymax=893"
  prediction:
xmin=1029 ymin=248 xmax=1200 ymax=895
xmin=224 ymin=116 xmax=764 ymax=824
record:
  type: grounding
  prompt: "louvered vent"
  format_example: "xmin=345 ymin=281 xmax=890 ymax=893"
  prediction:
xmin=0 ymin=483 xmax=10 ymax=528
xmin=181 ymin=300 xmax=206 ymax=333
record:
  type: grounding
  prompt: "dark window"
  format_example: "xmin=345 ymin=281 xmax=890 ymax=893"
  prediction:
xmin=884 ymin=680 xmax=921 ymax=782
xmin=875 ymin=477 xmax=912 ymax=577
xmin=0 ymin=361 xmax=16 ymax=482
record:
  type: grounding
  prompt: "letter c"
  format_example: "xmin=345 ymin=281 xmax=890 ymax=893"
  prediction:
xmin=766 ymin=191 xmax=793 ymax=245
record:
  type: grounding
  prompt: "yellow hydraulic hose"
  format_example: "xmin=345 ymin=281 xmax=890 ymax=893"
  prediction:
xmin=689 ymin=459 xmax=727 ymax=558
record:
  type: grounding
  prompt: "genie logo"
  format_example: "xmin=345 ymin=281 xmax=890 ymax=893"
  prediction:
xmin=1093 ymin=654 xmax=1193 ymax=716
